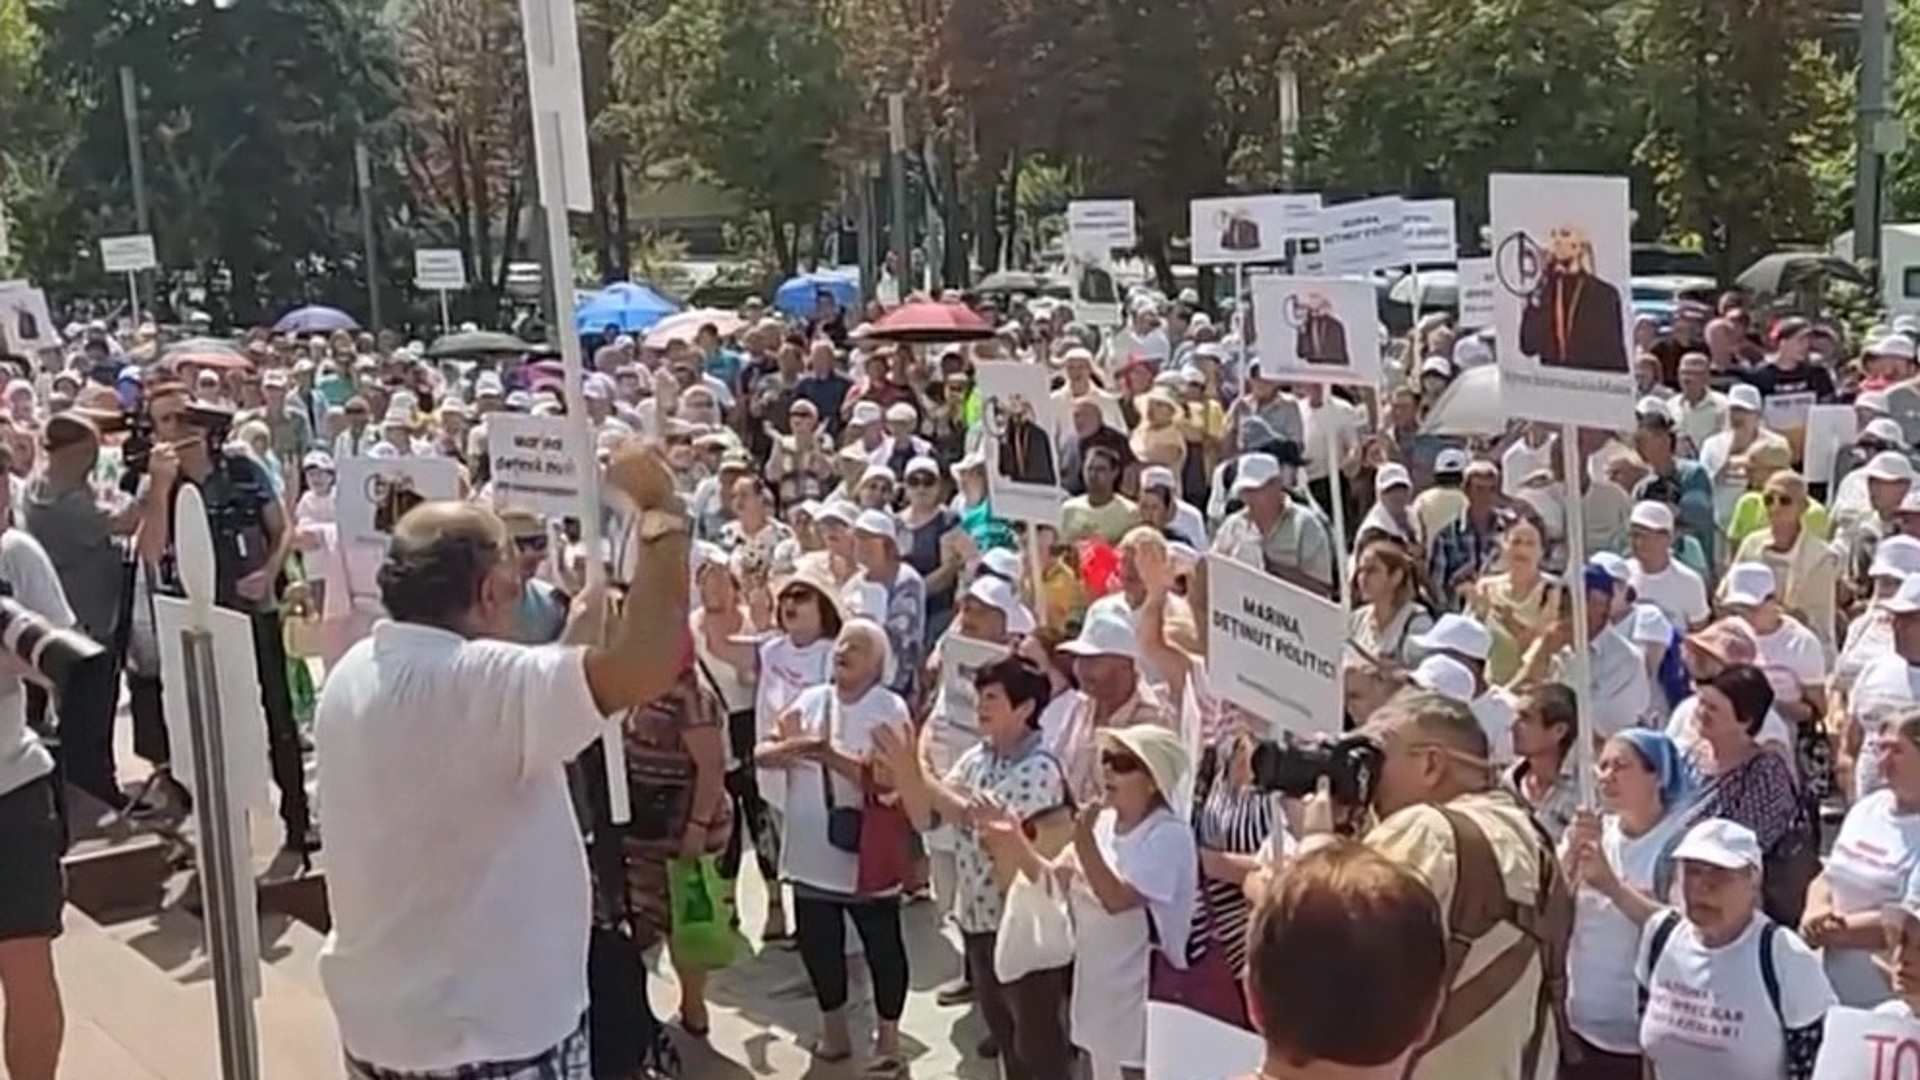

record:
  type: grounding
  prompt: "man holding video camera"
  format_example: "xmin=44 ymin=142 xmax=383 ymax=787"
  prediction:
xmin=0 ymin=438 xmax=80 ymax=1080
xmin=134 ymin=375 xmax=312 ymax=854
xmin=1265 ymin=689 xmax=1572 ymax=1080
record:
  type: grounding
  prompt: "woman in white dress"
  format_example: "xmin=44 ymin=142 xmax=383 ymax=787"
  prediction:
xmin=979 ymin=723 xmax=1198 ymax=1080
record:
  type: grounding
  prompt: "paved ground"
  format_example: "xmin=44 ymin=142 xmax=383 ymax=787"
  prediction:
xmin=656 ymin=867 xmax=997 ymax=1080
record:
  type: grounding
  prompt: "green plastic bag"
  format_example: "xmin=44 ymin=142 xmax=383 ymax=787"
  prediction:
xmin=667 ymin=855 xmax=736 ymax=970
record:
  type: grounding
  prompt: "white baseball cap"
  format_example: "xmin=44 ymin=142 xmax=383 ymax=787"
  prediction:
xmin=859 ymin=464 xmax=897 ymax=489
xmin=1434 ymin=448 xmax=1470 ymax=474
xmin=904 ymin=456 xmax=941 ymax=480
xmin=965 ymin=575 xmax=1036 ymax=635
xmin=1671 ymin=818 xmax=1763 ymax=872
xmin=1140 ymin=465 xmax=1179 ymax=493
xmin=1719 ymin=562 xmax=1778 ymax=608
xmin=979 ymin=547 xmax=1022 ymax=582
xmin=850 ymin=401 xmax=883 ymax=426
xmin=1410 ymin=655 xmax=1476 ymax=703
xmin=1884 ymin=574 xmax=1920 ymax=616
xmin=1058 ymin=608 xmax=1141 ymax=661
xmin=1868 ymin=452 xmax=1917 ymax=484
xmin=1628 ymin=501 xmax=1675 ymax=533
xmin=1727 ymin=384 xmax=1763 ymax=413
xmin=814 ymin=500 xmax=858 ymax=528
xmin=1375 ymin=463 xmax=1412 ymax=493
xmin=1865 ymin=418 xmax=1907 ymax=446
xmin=1872 ymin=536 xmax=1920 ymax=580
xmin=854 ymin=509 xmax=897 ymax=540
xmin=1858 ymin=390 xmax=1893 ymax=417
xmin=1868 ymin=335 xmax=1920 ymax=362
xmin=1231 ymin=453 xmax=1283 ymax=495
xmin=1590 ymin=551 xmax=1633 ymax=584
xmin=1410 ymin=614 xmax=1491 ymax=663
xmin=1633 ymin=395 xmax=1671 ymax=419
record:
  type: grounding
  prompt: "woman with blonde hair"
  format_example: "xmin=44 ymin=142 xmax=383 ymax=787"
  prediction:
xmin=1468 ymin=513 xmax=1558 ymax=685
xmin=1130 ymin=387 xmax=1187 ymax=475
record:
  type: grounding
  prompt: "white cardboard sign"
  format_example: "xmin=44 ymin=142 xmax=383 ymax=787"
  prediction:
xmin=1248 ymin=275 xmax=1383 ymax=387
xmin=99 ymin=233 xmax=157 ymax=273
xmin=1402 ymin=198 xmax=1459 ymax=264
xmin=336 ymin=456 xmax=461 ymax=546
xmin=1315 ymin=196 xmax=1405 ymax=276
xmin=1188 ymin=193 xmax=1321 ymax=265
xmin=1205 ymin=555 xmax=1344 ymax=736
xmin=487 ymin=413 xmax=588 ymax=517
xmin=518 ymin=0 xmax=595 ymax=212
xmin=1812 ymin=1006 xmax=1920 ymax=1080
xmin=975 ymin=359 xmax=1065 ymax=526
xmin=414 ymin=248 xmax=468 ymax=291
xmin=1457 ymin=257 xmax=1497 ymax=329
xmin=0 ymin=282 xmax=60 ymax=353
xmin=1067 ymin=199 xmax=1137 ymax=256
xmin=1147 ymin=1002 xmax=1260 ymax=1080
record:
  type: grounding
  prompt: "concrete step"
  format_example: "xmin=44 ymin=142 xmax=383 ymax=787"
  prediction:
xmin=56 ymin=907 xmax=339 ymax=1080
xmin=57 ymin=1014 xmax=169 ymax=1080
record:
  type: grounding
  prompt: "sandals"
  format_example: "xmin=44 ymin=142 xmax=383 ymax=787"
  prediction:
xmin=805 ymin=1037 xmax=853 ymax=1064
xmin=861 ymin=1054 xmax=906 ymax=1077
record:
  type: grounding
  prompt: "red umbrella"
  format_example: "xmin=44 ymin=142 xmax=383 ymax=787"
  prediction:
xmin=861 ymin=301 xmax=997 ymax=344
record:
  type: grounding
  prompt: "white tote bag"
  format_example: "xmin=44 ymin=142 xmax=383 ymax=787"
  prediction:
xmin=994 ymin=870 xmax=1075 ymax=983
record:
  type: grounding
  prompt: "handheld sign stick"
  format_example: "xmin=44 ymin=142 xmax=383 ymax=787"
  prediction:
xmin=172 ymin=484 xmax=264 ymax=1080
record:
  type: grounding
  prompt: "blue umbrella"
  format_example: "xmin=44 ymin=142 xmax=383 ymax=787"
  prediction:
xmin=273 ymin=305 xmax=359 ymax=335
xmin=774 ymin=271 xmax=860 ymax=319
xmin=574 ymin=281 xmax=679 ymax=335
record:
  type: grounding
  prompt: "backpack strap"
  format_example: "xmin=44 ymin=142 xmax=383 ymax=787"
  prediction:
xmin=1759 ymin=921 xmax=1785 ymax=1029
xmin=1636 ymin=909 xmax=1683 ymax=1016
xmin=1410 ymin=808 xmax=1527 ymax=1066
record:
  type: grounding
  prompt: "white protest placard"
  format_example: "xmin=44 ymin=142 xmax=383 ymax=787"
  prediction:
xmin=487 ymin=413 xmax=588 ymax=517
xmin=1067 ymin=199 xmax=1137 ymax=256
xmin=337 ymin=456 xmax=461 ymax=546
xmin=1249 ymin=275 xmax=1383 ymax=386
xmin=1457 ymin=257 xmax=1497 ymax=329
xmin=975 ymin=359 xmax=1065 ymax=526
xmin=1189 ymin=193 xmax=1321 ymax=265
xmin=99 ymin=233 xmax=157 ymax=273
xmin=1147 ymin=1001 xmax=1260 ymax=1080
xmin=1315 ymin=195 xmax=1405 ymax=276
xmin=519 ymin=0 xmax=595 ymax=212
xmin=1205 ymin=555 xmax=1344 ymax=735
xmin=1811 ymin=1005 xmax=1920 ymax=1080
xmin=1402 ymin=198 xmax=1458 ymax=264
xmin=0 ymin=282 xmax=60 ymax=353
xmin=1805 ymin=404 xmax=1859 ymax=489
xmin=414 ymin=248 xmax=468 ymax=291
xmin=1489 ymin=172 xmax=1635 ymax=428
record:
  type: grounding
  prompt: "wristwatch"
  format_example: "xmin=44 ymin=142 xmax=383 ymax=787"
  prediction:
xmin=636 ymin=509 xmax=689 ymax=544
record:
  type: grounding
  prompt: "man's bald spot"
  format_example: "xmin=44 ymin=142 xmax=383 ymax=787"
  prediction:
xmin=390 ymin=500 xmax=508 ymax=556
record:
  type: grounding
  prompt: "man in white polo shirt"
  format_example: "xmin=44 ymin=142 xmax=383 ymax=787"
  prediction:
xmin=315 ymin=443 xmax=690 ymax=1080
xmin=1410 ymin=613 xmax=1516 ymax=762
xmin=1627 ymin=500 xmax=1710 ymax=631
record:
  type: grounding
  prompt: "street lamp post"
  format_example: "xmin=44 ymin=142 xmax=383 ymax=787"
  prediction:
xmin=354 ymin=139 xmax=383 ymax=331
xmin=118 ymin=66 xmax=152 ymax=235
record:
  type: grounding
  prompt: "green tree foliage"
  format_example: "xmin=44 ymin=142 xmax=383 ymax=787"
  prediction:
xmin=27 ymin=0 xmax=403 ymax=319
xmin=1885 ymin=0 xmax=1920 ymax=224
xmin=609 ymin=0 xmax=853 ymax=275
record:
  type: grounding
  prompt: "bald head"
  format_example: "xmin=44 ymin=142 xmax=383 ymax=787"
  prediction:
xmin=375 ymin=501 xmax=511 ymax=630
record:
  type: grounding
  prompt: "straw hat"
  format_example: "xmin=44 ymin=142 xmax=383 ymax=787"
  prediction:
xmin=1096 ymin=723 xmax=1191 ymax=802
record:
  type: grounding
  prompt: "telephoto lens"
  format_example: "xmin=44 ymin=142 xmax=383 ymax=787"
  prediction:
xmin=0 ymin=593 xmax=111 ymax=693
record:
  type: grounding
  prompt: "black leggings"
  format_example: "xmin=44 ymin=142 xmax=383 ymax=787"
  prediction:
xmin=718 ymin=709 xmax=780 ymax=887
xmin=791 ymin=894 xmax=909 ymax=1019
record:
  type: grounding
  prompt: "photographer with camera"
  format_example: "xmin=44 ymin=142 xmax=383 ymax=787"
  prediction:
xmin=0 ymin=440 xmax=81 ymax=1080
xmin=133 ymin=376 xmax=313 ymax=853
xmin=1255 ymin=688 xmax=1573 ymax=1080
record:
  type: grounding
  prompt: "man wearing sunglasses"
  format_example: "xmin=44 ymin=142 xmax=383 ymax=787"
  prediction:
xmin=500 ymin=508 xmax=567 ymax=645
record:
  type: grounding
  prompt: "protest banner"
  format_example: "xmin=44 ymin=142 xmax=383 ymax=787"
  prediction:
xmin=1189 ymin=193 xmax=1321 ymax=265
xmin=1147 ymin=1001 xmax=1260 ymax=1080
xmin=337 ymin=456 xmax=460 ymax=546
xmin=487 ymin=413 xmax=586 ymax=518
xmin=1067 ymin=199 xmax=1137 ymax=257
xmin=975 ymin=360 xmax=1065 ymax=526
xmin=1456 ymin=257 xmax=1497 ymax=329
xmin=1314 ymin=195 xmax=1405 ymax=276
xmin=1249 ymin=276 xmax=1383 ymax=387
xmin=1401 ymin=198 xmax=1458 ymax=264
xmin=1205 ymin=555 xmax=1343 ymax=737
xmin=1813 ymin=1006 xmax=1920 ymax=1080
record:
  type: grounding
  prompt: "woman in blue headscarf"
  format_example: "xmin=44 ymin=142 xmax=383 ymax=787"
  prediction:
xmin=1556 ymin=729 xmax=1693 ymax=1079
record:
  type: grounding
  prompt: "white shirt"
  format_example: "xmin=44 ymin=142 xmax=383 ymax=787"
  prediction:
xmin=332 ymin=427 xmax=379 ymax=460
xmin=1849 ymin=654 xmax=1920 ymax=801
xmin=1069 ymin=806 xmax=1197 ymax=1070
xmin=1667 ymin=391 xmax=1729 ymax=457
xmin=1629 ymin=557 xmax=1710 ymax=630
xmin=1472 ymin=690 xmax=1518 ymax=765
xmin=1753 ymin=618 xmax=1826 ymax=705
xmin=1300 ymin=396 xmax=1365 ymax=484
xmin=1636 ymin=911 xmax=1834 ymax=1080
xmin=1502 ymin=436 xmax=1557 ymax=498
xmin=1566 ymin=811 xmax=1690 ymax=1052
xmin=754 ymin=635 xmax=832 ymax=814
xmin=775 ymin=683 xmax=910 ymax=894
xmin=313 ymin=622 xmax=608 ymax=1072
xmin=0 ymin=530 xmax=75 ymax=796
xmin=1824 ymin=789 xmax=1920 ymax=1006
xmin=1555 ymin=625 xmax=1650 ymax=738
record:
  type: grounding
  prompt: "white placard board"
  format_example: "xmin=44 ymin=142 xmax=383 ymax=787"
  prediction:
xmin=153 ymin=597 xmax=274 ymax=828
xmin=975 ymin=359 xmax=1065 ymax=526
xmin=1804 ymin=404 xmax=1858 ymax=489
xmin=337 ymin=455 xmax=461 ymax=546
xmin=414 ymin=248 xmax=468 ymax=291
xmin=1457 ymin=257 xmax=1497 ymax=329
xmin=518 ymin=0 xmax=595 ymax=212
xmin=1205 ymin=555 xmax=1344 ymax=735
xmin=1315 ymin=195 xmax=1405 ymax=275
xmin=99 ymin=233 xmax=157 ymax=273
xmin=1402 ymin=198 xmax=1459 ymax=264
xmin=1811 ymin=1005 xmax=1920 ymax=1080
xmin=487 ymin=413 xmax=587 ymax=517
xmin=1248 ymin=276 xmax=1383 ymax=386
xmin=1188 ymin=193 xmax=1322 ymax=265
xmin=1147 ymin=1002 xmax=1260 ymax=1080
xmin=1067 ymin=199 xmax=1137 ymax=256
xmin=0 ymin=282 xmax=59 ymax=353
xmin=1489 ymin=172 xmax=1635 ymax=427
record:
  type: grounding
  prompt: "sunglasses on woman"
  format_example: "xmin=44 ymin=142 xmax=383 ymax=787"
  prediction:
xmin=1101 ymin=751 xmax=1144 ymax=775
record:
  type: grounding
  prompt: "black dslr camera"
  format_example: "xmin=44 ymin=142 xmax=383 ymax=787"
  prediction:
xmin=1249 ymin=731 xmax=1385 ymax=808
xmin=0 ymin=580 xmax=109 ymax=695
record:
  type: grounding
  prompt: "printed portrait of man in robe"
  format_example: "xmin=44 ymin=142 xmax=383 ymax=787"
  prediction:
xmin=1293 ymin=291 xmax=1350 ymax=366
xmin=1517 ymin=224 xmax=1629 ymax=374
